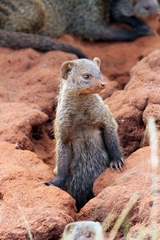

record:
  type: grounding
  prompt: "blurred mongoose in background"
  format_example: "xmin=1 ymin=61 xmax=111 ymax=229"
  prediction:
xmin=0 ymin=0 xmax=159 ymax=56
xmin=45 ymin=57 xmax=124 ymax=211
xmin=61 ymin=221 xmax=104 ymax=240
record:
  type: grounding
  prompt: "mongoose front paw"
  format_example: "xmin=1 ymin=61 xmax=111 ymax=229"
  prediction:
xmin=110 ymin=158 xmax=125 ymax=172
xmin=140 ymin=25 xmax=155 ymax=35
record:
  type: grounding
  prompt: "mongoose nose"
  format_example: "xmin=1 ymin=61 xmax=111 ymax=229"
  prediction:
xmin=101 ymin=82 xmax=107 ymax=88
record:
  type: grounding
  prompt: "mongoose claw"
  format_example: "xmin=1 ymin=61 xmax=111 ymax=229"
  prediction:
xmin=44 ymin=177 xmax=65 ymax=189
xmin=44 ymin=181 xmax=54 ymax=186
xmin=110 ymin=158 xmax=125 ymax=172
xmin=44 ymin=180 xmax=54 ymax=186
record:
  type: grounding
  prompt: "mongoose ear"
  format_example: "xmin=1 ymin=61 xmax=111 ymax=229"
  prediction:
xmin=63 ymin=222 xmax=77 ymax=236
xmin=93 ymin=57 xmax=101 ymax=68
xmin=60 ymin=61 xmax=77 ymax=80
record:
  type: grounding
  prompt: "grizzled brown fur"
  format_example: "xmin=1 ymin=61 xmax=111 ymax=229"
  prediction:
xmin=0 ymin=0 xmax=159 ymax=57
xmin=45 ymin=57 xmax=124 ymax=211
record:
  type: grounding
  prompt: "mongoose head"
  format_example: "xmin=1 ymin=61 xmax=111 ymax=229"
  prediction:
xmin=132 ymin=0 xmax=160 ymax=18
xmin=117 ymin=0 xmax=160 ymax=19
xmin=62 ymin=221 xmax=104 ymax=240
xmin=60 ymin=58 xmax=107 ymax=94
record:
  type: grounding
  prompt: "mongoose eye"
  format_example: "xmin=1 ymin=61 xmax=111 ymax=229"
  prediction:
xmin=85 ymin=232 xmax=91 ymax=238
xmin=144 ymin=6 xmax=151 ymax=11
xmin=83 ymin=74 xmax=90 ymax=80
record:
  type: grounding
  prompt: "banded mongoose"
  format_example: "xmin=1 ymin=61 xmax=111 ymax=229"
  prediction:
xmin=45 ymin=57 xmax=124 ymax=211
xmin=61 ymin=221 xmax=104 ymax=240
xmin=0 ymin=0 xmax=159 ymax=56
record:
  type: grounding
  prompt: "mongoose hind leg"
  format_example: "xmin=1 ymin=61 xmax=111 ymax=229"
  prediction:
xmin=0 ymin=0 xmax=46 ymax=33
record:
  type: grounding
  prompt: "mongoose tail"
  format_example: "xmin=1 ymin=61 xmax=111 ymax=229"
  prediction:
xmin=0 ymin=30 xmax=88 ymax=59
